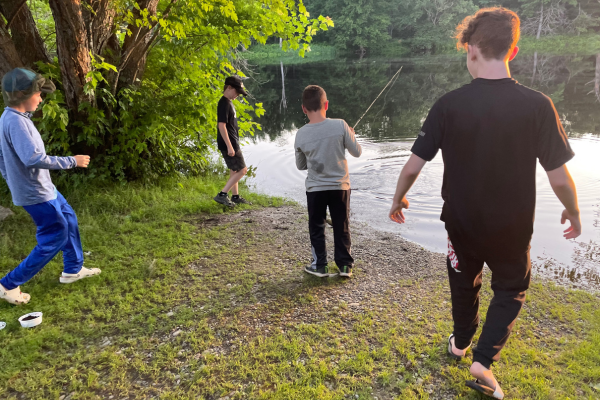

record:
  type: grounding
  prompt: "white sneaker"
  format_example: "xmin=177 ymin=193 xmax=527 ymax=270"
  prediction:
xmin=0 ymin=283 xmax=31 ymax=305
xmin=59 ymin=267 xmax=101 ymax=284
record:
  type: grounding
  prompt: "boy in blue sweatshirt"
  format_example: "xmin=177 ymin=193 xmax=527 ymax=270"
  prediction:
xmin=0 ymin=68 xmax=101 ymax=305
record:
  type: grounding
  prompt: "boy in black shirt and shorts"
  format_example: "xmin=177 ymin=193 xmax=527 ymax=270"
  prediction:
xmin=389 ymin=8 xmax=581 ymax=399
xmin=214 ymin=76 xmax=251 ymax=207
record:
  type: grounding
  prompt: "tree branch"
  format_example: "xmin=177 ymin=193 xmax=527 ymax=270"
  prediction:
xmin=4 ymin=0 xmax=25 ymax=29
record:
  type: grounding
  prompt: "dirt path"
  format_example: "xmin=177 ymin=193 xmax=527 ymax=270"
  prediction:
xmin=193 ymin=204 xmax=448 ymax=307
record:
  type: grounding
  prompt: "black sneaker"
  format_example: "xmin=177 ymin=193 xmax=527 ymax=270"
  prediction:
xmin=304 ymin=265 xmax=330 ymax=278
xmin=231 ymin=196 xmax=252 ymax=205
xmin=339 ymin=266 xmax=352 ymax=278
xmin=214 ymin=194 xmax=235 ymax=207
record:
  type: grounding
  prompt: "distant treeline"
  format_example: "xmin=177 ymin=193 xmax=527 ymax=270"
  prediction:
xmin=298 ymin=0 xmax=600 ymax=54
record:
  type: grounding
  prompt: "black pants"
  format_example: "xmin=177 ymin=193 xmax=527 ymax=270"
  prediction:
xmin=447 ymin=232 xmax=531 ymax=369
xmin=306 ymin=190 xmax=354 ymax=268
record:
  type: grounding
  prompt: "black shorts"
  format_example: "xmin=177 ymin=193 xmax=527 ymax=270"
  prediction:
xmin=220 ymin=149 xmax=246 ymax=172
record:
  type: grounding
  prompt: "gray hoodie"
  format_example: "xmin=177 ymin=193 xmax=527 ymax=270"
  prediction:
xmin=294 ymin=118 xmax=362 ymax=192
xmin=0 ymin=108 xmax=76 ymax=206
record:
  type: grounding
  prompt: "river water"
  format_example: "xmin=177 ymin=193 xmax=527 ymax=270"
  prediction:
xmin=242 ymin=53 xmax=600 ymax=290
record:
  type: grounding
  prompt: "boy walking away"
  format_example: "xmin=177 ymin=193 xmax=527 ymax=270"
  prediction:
xmin=214 ymin=76 xmax=251 ymax=207
xmin=295 ymin=85 xmax=362 ymax=278
xmin=0 ymin=68 xmax=101 ymax=305
xmin=389 ymin=8 xmax=580 ymax=399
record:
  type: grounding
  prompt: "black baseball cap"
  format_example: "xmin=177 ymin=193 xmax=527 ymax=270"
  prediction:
xmin=224 ymin=76 xmax=248 ymax=96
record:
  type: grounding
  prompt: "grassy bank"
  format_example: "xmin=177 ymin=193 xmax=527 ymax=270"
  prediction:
xmin=519 ymin=34 xmax=600 ymax=55
xmin=0 ymin=176 xmax=599 ymax=399
xmin=243 ymin=34 xmax=600 ymax=66
xmin=242 ymin=44 xmax=337 ymax=65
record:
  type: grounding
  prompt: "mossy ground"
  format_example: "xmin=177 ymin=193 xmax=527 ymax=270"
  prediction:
xmin=0 ymin=175 xmax=599 ymax=399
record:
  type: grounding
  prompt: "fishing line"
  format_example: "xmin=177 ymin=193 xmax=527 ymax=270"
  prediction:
xmin=353 ymin=66 xmax=403 ymax=130
xmin=371 ymin=67 xmax=403 ymax=122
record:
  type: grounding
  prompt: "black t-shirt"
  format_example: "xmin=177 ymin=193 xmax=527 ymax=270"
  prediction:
xmin=411 ymin=78 xmax=574 ymax=258
xmin=216 ymin=96 xmax=239 ymax=152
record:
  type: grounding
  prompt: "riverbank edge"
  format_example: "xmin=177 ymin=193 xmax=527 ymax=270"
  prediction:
xmin=0 ymin=175 xmax=598 ymax=399
xmin=243 ymin=34 xmax=600 ymax=66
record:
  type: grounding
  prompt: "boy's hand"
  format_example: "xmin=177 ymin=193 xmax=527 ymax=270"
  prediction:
xmin=561 ymin=209 xmax=582 ymax=239
xmin=74 ymin=155 xmax=90 ymax=168
xmin=389 ymin=197 xmax=409 ymax=224
xmin=227 ymin=147 xmax=235 ymax=157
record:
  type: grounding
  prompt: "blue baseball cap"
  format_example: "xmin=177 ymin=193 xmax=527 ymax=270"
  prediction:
xmin=2 ymin=68 xmax=56 ymax=106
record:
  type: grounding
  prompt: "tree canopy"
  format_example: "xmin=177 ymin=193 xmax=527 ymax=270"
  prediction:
xmin=303 ymin=0 xmax=600 ymax=53
xmin=0 ymin=0 xmax=332 ymax=181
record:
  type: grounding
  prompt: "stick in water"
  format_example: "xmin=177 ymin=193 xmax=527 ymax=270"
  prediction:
xmin=353 ymin=66 xmax=403 ymax=130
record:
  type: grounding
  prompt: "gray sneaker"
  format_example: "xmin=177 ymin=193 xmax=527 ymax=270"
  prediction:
xmin=339 ymin=265 xmax=352 ymax=278
xmin=304 ymin=265 xmax=331 ymax=278
xmin=214 ymin=194 xmax=235 ymax=207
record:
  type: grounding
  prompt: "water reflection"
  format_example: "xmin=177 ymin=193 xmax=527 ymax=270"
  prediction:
xmin=243 ymin=54 xmax=600 ymax=290
xmin=246 ymin=53 xmax=600 ymax=140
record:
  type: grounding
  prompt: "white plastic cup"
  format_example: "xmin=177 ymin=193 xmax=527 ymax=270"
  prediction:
xmin=0 ymin=321 xmax=5 ymax=330
xmin=18 ymin=312 xmax=43 ymax=328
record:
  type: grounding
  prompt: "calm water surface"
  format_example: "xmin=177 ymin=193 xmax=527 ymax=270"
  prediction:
xmin=243 ymin=54 xmax=600 ymax=289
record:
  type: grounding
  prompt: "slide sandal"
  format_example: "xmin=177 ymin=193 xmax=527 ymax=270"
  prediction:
xmin=447 ymin=334 xmax=470 ymax=360
xmin=466 ymin=379 xmax=504 ymax=399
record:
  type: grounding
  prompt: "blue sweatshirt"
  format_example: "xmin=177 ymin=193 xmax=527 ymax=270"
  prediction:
xmin=0 ymin=108 xmax=76 ymax=206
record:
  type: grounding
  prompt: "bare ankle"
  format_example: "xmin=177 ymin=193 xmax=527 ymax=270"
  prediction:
xmin=470 ymin=362 xmax=496 ymax=386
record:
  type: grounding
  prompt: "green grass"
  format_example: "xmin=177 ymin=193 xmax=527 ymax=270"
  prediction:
xmin=0 ymin=175 xmax=599 ymax=399
xmin=518 ymin=34 xmax=600 ymax=55
xmin=243 ymin=44 xmax=337 ymax=65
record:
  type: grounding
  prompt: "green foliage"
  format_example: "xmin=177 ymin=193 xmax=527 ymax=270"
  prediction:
xmin=303 ymin=0 xmax=600 ymax=53
xmin=518 ymin=33 xmax=600 ymax=54
xmin=30 ymin=0 xmax=332 ymax=182
xmin=243 ymin=44 xmax=338 ymax=65
xmin=402 ymin=0 xmax=479 ymax=52
xmin=27 ymin=0 xmax=56 ymax=53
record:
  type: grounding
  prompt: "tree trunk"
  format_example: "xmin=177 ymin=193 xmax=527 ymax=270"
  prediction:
xmin=114 ymin=0 xmax=160 ymax=94
xmin=82 ymin=0 xmax=117 ymax=57
xmin=0 ymin=20 xmax=23 ymax=75
xmin=595 ymin=53 xmax=600 ymax=102
xmin=531 ymin=51 xmax=538 ymax=85
xmin=0 ymin=0 xmax=50 ymax=67
xmin=48 ymin=0 xmax=92 ymax=112
xmin=280 ymin=61 xmax=286 ymax=111
xmin=536 ymin=2 xmax=544 ymax=40
xmin=117 ymin=29 xmax=156 ymax=92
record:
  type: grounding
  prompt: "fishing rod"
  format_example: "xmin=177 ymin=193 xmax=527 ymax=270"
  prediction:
xmin=353 ymin=66 xmax=403 ymax=130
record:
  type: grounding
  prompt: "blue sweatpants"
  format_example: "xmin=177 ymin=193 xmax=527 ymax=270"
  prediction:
xmin=0 ymin=192 xmax=84 ymax=290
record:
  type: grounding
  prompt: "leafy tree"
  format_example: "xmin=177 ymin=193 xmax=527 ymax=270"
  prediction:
xmin=392 ymin=0 xmax=478 ymax=52
xmin=304 ymin=0 xmax=600 ymax=53
xmin=305 ymin=0 xmax=391 ymax=53
xmin=0 ymin=0 xmax=332 ymax=181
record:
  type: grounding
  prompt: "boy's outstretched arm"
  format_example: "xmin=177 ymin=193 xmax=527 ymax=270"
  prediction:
xmin=389 ymin=154 xmax=427 ymax=224
xmin=343 ymin=123 xmax=362 ymax=158
xmin=546 ymin=164 xmax=581 ymax=239
xmin=10 ymin=122 xmax=81 ymax=170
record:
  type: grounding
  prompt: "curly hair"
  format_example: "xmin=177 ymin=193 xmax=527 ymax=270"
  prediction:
xmin=455 ymin=7 xmax=520 ymax=60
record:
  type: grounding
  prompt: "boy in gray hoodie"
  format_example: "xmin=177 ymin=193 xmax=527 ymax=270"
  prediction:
xmin=295 ymin=85 xmax=362 ymax=277
xmin=0 ymin=68 xmax=101 ymax=305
